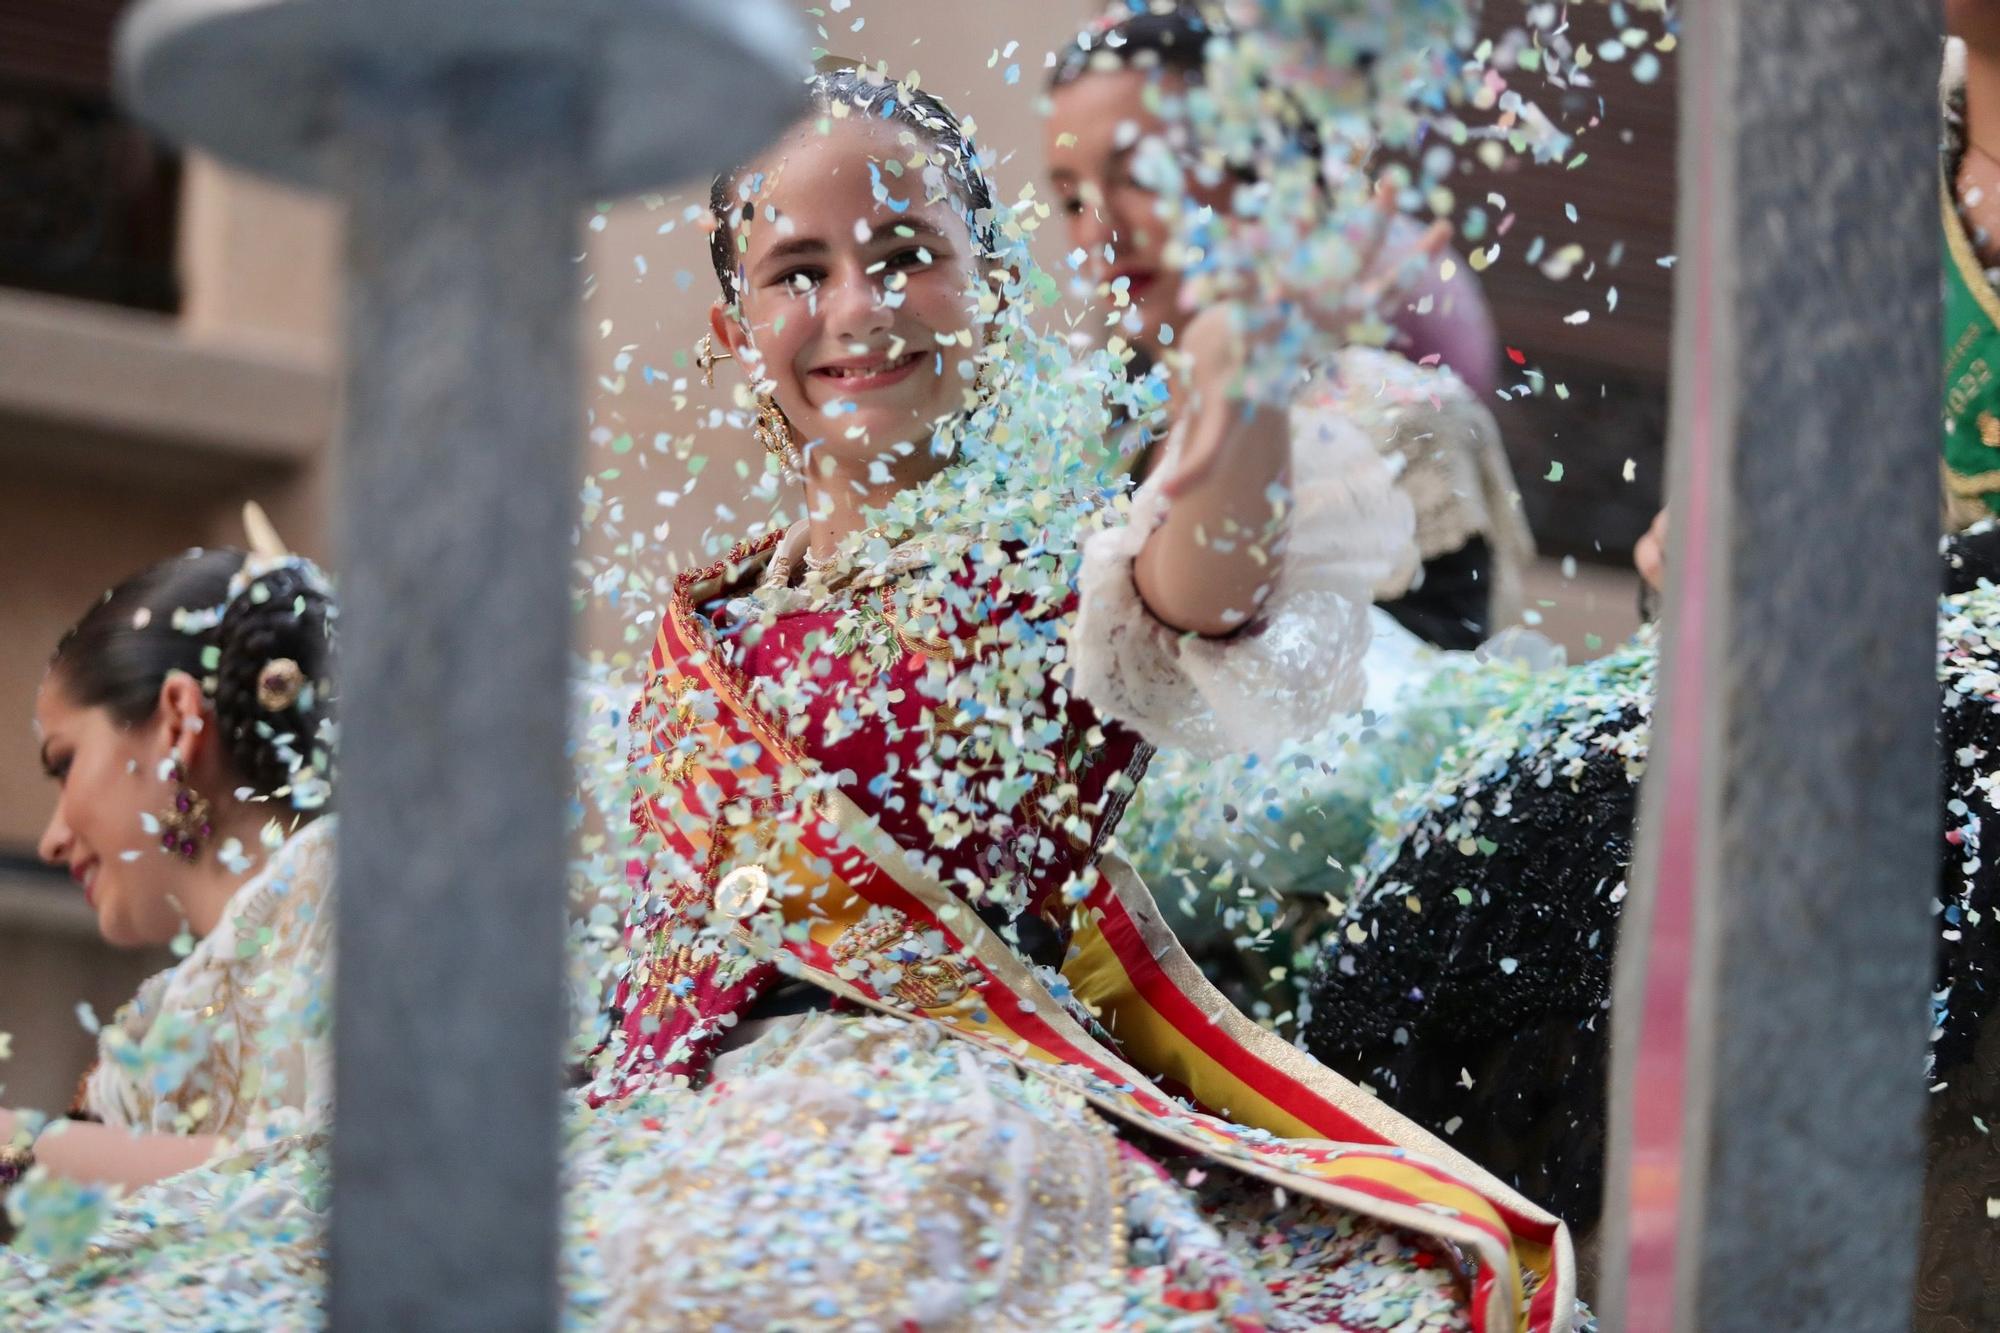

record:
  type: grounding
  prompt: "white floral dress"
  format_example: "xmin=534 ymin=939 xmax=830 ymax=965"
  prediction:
xmin=81 ymin=818 xmax=336 ymax=1148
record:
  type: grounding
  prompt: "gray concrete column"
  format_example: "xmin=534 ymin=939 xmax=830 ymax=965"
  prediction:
xmin=327 ymin=63 xmax=583 ymax=1329
xmin=1600 ymin=3 xmax=1943 ymax=1330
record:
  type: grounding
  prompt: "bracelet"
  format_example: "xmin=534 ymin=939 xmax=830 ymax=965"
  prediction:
xmin=0 ymin=1140 xmax=34 ymax=1191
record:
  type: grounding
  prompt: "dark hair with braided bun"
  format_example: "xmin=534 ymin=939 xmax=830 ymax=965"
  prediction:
xmin=1049 ymin=3 xmax=1328 ymax=189
xmin=50 ymin=548 xmax=337 ymax=810
xmin=207 ymin=562 xmax=336 ymax=802
xmin=708 ymin=67 xmax=999 ymax=304
xmin=1049 ymin=3 xmax=1219 ymax=90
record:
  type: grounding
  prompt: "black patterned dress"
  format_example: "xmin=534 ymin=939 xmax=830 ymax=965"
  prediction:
xmin=1303 ymin=528 xmax=2000 ymax=1312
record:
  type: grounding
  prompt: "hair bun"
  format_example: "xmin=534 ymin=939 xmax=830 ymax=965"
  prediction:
xmin=210 ymin=562 xmax=338 ymax=810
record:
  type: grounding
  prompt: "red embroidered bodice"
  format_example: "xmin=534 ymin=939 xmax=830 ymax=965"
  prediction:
xmin=726 ymin=568 xmax=1148 ymax=922
xmin=599 ymin=534 xmax=1149 ymax=1091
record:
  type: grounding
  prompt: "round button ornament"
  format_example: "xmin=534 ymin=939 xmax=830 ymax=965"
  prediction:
xmin=714 ymin=865 xmax=772 ymax=920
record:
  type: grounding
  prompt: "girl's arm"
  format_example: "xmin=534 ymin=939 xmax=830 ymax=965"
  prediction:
xmin=1131 ymin=307 xmax=1291 ymax=638
xmin=1133 ymin=189 xmax=1447 ymax=639
xmin=2 ymin=1107 xmax=221 ymax=1193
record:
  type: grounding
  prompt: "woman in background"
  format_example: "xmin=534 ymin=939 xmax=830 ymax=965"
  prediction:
xmin=1 ymin=519 xmax=335 ymax=1216
xmin=1045 ymin=1 xmax=1528 ymax=649
xmin=1045 ymin=3 xmax=1550 ymax=1016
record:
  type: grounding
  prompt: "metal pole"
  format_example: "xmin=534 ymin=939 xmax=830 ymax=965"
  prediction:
xmin=1601 ymin=3 xmax=1942 ymax=1330
xmin=328 ymin=61 xmax=582 ymax=1328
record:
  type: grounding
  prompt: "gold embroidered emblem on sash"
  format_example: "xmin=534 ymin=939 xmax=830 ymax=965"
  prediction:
xmin=714 ymin=865 xmax=772 ymax=920
xmin=644 ymin=675 xmax=708 ymax=785
xmin=830 ymin=911 xmax=971 ymax=1009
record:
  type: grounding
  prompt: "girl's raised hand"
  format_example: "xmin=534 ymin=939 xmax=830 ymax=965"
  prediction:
xmin=1157 ymin=180 xmax=1449 ymax=500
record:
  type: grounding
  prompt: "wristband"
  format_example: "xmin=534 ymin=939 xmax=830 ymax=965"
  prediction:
xmin=0 ymin=1140 xmax=34 ymax=1191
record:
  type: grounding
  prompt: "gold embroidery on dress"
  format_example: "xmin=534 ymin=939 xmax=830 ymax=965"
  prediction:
xmin=631 ymin=880 xmax=712 ymax=1022
xmin=876 ymin=596 xmax=957 ymax=661
xmin=94 ymin=825 xmax=335 ymax=1138
xmin=830 ymin=910 xmax=971 ymax=1009
xmin=1026 ymin=744 xmax=1091 ymax=851
xmin=632 ymin=805 xmax=783 ymax=1021
xmin=642 ymin=674 xmax=708 ymax=785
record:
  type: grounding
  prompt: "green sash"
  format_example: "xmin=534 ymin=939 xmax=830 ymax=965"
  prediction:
xmin=1943 ymin=175 xmax=2000 ymax=524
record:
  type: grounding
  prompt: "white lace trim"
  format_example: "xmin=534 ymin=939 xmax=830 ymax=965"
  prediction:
xmin=1333 ymin=347 xmax=1534 ymax=622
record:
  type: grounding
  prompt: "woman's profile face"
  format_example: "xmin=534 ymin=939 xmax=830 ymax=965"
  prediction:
xmin=715 ymin=115 xmax=985 ymax=479
xmin=34 ymin=677 xmax=192 ymax=949
xmin=1045 ymin=67 xmax=1232 ymax=363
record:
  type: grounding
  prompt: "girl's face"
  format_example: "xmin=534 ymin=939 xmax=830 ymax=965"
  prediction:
xmin=34 ymin=674 xmax=203 ymax=949
xmin=713 ymin=115 xmax=985 ymax=479
xmin=1045 ymin=68 xmax=1232 ymax=363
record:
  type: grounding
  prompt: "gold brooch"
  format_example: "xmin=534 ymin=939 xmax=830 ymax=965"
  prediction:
xmin=256 ymin=658 xmax=305 ymax=712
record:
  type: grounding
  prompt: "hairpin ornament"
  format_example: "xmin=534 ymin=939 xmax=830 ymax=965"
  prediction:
xmin=257 ymin=658 xmax=306 ymax=712
xmin=243 ymin=500 xmax=290 ymax=562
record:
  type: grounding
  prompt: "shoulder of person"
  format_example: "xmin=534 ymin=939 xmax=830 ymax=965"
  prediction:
xmin=259 ymin=814 xmax=336 ymax=884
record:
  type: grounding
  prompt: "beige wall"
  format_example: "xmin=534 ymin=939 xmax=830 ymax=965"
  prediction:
xmin=177 ymin=155 xmax=341 ymax=359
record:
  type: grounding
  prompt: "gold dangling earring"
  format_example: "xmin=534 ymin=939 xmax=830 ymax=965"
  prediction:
xmin=972 ymin=354 xmax=1004 ymax=416
xmin=754 ymin=393 xmax=805 ymax=478
xmin=157 ymin=752 xmax=213 ymax=863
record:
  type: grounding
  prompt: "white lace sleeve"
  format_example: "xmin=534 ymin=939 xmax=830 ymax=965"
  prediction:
xmin=1069 ymin=393 xmax=1419 ymax=760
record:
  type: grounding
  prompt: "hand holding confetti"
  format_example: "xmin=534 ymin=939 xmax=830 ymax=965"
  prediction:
xmin=1159 ymin=175 xmax=1449 ymax=501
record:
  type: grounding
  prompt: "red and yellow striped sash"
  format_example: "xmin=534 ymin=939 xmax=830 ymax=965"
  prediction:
xmin=624 ymin=540 xmax=1574 ymax=1333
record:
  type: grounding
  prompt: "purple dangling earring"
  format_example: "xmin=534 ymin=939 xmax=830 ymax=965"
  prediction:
xmin=159 ymin=758 xmax=213 ymax=863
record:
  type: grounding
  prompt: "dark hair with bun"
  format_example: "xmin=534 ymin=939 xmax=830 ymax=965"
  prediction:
xmin=708 ymin=67 xmax=999 ymax=304
xmin=1049 ymin=3 xmax=1327 ymax=189
xmin=50 ymin=548 xmax=337 ymax=811
xmin=1049 ymin=3 xmax=1218 ymax=90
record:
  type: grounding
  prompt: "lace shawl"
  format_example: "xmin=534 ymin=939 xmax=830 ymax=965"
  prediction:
xmin=83 ymin=818 xmax=336 ymax=1148
xmin=1347 ymin=346 xmax=1534 ymax=625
